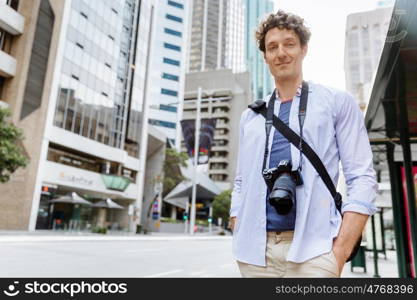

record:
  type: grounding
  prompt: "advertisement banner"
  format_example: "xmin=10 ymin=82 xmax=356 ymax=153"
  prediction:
xmin=180 ymin=119 xmax=216 ymax=164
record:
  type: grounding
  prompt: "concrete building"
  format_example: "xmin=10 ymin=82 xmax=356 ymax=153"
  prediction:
xmin=187 ymin=0 xmax=245 ymax=73
xmin=148 ymin=0 xmax=191 ymax=148
xmin=0 ymin=0 xmax=163 ymax=232
xmin=0 ymin=0 xmax=66 ymax=230
xmin=344 ymin=7 xmax=393 ymax=109
xmin=244 ymin=0 xmax=274 ymax=100
xmin=182 ymin=69 xmax=251 ymax=190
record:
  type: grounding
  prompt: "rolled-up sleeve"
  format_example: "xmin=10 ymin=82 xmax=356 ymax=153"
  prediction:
xmin=335 ymin=92 xmax=378 ymax=216
xmin=230 ymin=110 xmax=248 ymax=217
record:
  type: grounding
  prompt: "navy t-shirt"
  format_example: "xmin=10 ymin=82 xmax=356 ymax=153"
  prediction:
xmin=266 ymin=100 xmax=296 ymax=231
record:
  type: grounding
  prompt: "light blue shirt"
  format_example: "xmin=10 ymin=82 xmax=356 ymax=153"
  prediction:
xmin=230 ymin=81 xmax=378 ymax=266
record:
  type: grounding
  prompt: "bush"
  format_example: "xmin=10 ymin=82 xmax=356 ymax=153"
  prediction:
xmin=91 ymin=227 xmax=107 ymax=234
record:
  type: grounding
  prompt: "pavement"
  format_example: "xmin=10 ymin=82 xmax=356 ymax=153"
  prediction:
xmin=0 ymin=230 xmax=399 ymax=278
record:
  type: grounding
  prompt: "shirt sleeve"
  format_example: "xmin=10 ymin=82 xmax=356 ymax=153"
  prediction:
xmin=335 ymin=92 xmax=378 ymax=216
xmin=229 ymin=109 xmax=248 ymax=217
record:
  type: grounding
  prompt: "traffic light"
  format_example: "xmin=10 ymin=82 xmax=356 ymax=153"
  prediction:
xmin=208 ymin=217 xmax=212 ymax=223
xmin=183 ymin=213 xmax=188 ymax=221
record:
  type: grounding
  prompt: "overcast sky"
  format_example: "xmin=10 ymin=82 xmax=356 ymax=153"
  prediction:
xmin=273 ymin=0 xmax=386 ymax=90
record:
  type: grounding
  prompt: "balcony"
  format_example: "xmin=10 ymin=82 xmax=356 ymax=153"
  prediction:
xmin=209 ymin=156 xmax=228 ymax=163
xmin=212 ymin=111 xmax=229 ymax=119
xmin=212 ymin=101 xmax=231 ymax=109
xmin=213 ymin=132 xmax=228 ymax=140
xmin=0 ymin=49 xmax=16 ymax=77
xmin=211 ymin=145 xmax=229 ymax=152
xmin=216 ymin=123 xmax=230 ymax=131
xmin=208 ymin=168 xmax=229 ymax=176
xmin=0 ymin=2 xmax=24 ymax=35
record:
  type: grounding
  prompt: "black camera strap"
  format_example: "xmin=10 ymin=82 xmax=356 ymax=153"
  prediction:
xmin=251 ymin=81 xmax=343 ymax=215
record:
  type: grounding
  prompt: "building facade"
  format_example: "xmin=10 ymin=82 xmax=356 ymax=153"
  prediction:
xmin=147 ymin=0 xmax=190 ymax=148
xmin=182 ymin=69 xmax=251 ymax=190
xmin=0 ymin=0 xmax=162 ymax=232
xmin=344 ymin=7 xmax=393 ymax=109
xmin=244 ymin=0 xmax=274 ymax=101
xmin=0 ymin=0 xmax=65 ymax=230
xmin=187 ymin=0 xmax=245 ymax=73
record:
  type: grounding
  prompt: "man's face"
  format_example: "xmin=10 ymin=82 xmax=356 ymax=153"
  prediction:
xmin=263 ymin=28 xmax=307 ymax=81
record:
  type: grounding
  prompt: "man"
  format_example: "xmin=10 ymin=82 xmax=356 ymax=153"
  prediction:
xmin=229 ymin=10 xmax=377 ymax=278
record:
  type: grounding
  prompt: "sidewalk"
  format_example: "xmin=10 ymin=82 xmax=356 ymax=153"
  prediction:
xmin=0 ymin=229 xmax=232 ymax=243
xmin=342 ymin=250 xmax=399 ymax=278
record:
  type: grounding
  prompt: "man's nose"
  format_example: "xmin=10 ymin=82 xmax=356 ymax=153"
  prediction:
xmin=276 ymin=45 xmax=288 ymax=59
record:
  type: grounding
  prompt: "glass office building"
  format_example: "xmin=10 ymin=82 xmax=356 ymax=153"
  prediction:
xmin=53 ymin=0 xmax=142 ymax=156
xmin=244 ymin=0 xmax=274 ymax=100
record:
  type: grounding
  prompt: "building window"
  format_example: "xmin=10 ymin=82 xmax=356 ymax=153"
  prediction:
xmin=80 ymin=12 xmax=88 ymax=19
xmin=0 ymin=28 xmax=12 ymax=54
xmin=0 ymin=76 xmax=5 ymax=99
xmin=164 ymin=28 xmax=182 ymax=37
xmin=4 ymin=0 xmax=19 ymax=10
xmin=161 ymin=88 xmax=178 ymax=97
xmin=148 ymin=119 xmax=176 ymax=129
xmin=162 ymin=73 xmax=179 ymax=81
xmin=164 ymin=42 xmax=181 ymax=52
xmin=160 ymin=104 xmax=177 ymax=112
xmin=166 ymin=14 xmax=183 ymax=23
xmin=163 ymin=57 xmax=180 ymax=66
xmin=168 ymin=0 xmax=184 ymax=9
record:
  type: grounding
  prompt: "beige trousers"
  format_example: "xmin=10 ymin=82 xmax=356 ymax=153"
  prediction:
xmin=237 ymin=231 xmax=339 ymax=278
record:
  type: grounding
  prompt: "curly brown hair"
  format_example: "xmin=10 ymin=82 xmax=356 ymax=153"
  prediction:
xmin=255 ymin=10 xmax=311 ymax=53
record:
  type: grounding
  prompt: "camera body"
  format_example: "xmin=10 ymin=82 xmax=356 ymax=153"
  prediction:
xmin=262 ymin=160 xmax=303 ymax=215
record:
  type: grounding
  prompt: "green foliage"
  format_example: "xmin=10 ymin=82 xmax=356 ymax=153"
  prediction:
xmin=162 ymin=148 xmax=188 ymax=196
xmin=0 ymin=108 xmax=28 ymax=183
xmin=91 ymin=226 xmax=107 ymax=234
xmin=212 ymin=189 xmax=232 ymax=222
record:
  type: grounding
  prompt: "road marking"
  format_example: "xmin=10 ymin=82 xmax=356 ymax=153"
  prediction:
xmin=190 ymin=271 xmax=207 ymax=276
xmin=123 ymin=248 xmax=165 ymax=253
xmin=144 ymin=269 xmax=184 ymax=278
xmin=220 ymin=263 xmax=233 ymax=268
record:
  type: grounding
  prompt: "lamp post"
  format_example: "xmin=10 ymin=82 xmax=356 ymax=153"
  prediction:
xmin=189 ymin=86 xmax=202 ymax=235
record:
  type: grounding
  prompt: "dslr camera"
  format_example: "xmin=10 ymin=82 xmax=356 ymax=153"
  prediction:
xmin=262 ymin=160 xmax=303 ymax=215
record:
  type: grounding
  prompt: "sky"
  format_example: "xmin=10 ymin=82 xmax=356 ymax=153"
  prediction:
xmin=273 ymin=0 xmax=387 ymax=90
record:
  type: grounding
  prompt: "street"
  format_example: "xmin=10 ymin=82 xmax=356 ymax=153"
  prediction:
xmin=0 ymin=234 xmax=398 ymax=278
xmin=0 ymin=236 xmax=240 ymax=278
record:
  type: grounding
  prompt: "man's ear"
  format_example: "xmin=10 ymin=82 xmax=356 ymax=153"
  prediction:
xmin=302 ymin=44 xmax=308 ymax=58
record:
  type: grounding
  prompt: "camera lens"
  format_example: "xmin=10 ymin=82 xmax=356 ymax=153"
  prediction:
xmin=269 ymin=173 xmax=296 ymax=215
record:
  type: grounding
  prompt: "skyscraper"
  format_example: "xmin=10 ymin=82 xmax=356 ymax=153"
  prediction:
xmin=344 ymin=7 xmax=393 ymax=109
xmin=244 ymin=0 xmax=274 ymax=101
xmin=147 ymin=0 xmax=190 ymax=148
xmin=187 ymin=0 xmax=245 ymax=73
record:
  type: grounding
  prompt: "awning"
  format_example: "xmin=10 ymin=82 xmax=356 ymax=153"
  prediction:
xmin=163 ymin=164 xmax=221 ymax=208
xmin=49 ymin=192 xmax=93 ymax=206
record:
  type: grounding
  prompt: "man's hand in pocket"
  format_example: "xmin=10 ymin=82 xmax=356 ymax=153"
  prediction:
xmin=229 ymin=217 xmax=237 ymax=232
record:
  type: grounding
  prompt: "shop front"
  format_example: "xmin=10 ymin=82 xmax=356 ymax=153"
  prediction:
xmin=36 ymin=160 xmax=139 ymax=232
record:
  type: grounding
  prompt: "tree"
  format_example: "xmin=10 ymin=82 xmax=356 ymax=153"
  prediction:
xmin=162 ymin=148 xmax=188 ymax=197
xmin=0 ymin=107 xmax=28 ymax=183
xmin=212 ymin=189 xmax=232 ymax=227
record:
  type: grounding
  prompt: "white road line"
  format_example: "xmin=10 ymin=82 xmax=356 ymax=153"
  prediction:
xmin=123 ymin=248 xmax=165 ymax=253
xmin=220 ymin=263 xmax=233 ymax=268
xmin=144 ymin=269 xmax=184 ymax=278
xmin=190 ymin=271 xmax=207 ymax=276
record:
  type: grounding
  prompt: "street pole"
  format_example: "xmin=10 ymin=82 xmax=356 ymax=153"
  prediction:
xmin=184 ymin=201 xmax=189 ymax=234
xmin=190 ymin=86 xmax=202 ymax=235
xmin=209 ymin=205 xmax=213 ymax=234
xmin=371 ymin=214 xmax=381 ymax=278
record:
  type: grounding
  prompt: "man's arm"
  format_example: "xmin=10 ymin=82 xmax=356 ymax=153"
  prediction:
xmin=333 ymin=92 xmax=378 ymax=273
xmin=332 ymin=212 xmax=368 ymax=273
xmin=229 ymin=110 xmax=249 ymax=232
